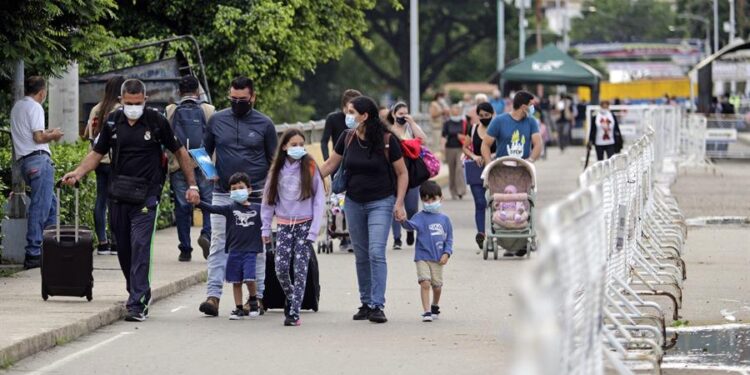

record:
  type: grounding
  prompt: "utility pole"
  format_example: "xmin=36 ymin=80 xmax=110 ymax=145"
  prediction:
xmin=498 ymin=0 xmax=505 ymax=75
xmin=714 ymin=0 xmax=720 ymax=53
xmin=729 ymin=0 xmax=737 ymax=94
xmin=535 ymin=0 xmax=544 ymax=97
xmin=519 ymin=0 xmax=526 ymax=59
xmin=409 ymin=0 xmax=420 ymax=113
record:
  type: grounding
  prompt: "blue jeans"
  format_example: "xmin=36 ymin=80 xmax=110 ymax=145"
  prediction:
xmin=20 ymin=153 xmax=57 ymax=257
xmin=94 ymin=163 xmax=111 ymax=244
xmin=206 ymin=192 xmax=265 ymax=299
xmin=469 ymin=184 xmax=487 ymax=234
xmin=345 ymin=195 xmax=395 ymax=309
xmin=391 ymin=187 xmax=419 ymax=241
xmin=170 ymin=169 xmax=213 ymax=252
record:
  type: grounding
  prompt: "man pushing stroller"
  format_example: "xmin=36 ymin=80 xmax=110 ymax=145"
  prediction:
xmin=480 ymin=91 xmax=543 ymax=165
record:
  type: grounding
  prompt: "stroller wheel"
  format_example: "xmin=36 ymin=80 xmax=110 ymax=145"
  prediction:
xmin=317 ymin=241 xmax=323 ymax=254
xmin=482 ymin=238 xmax=490 ymax=260
xmin=327 ymin=239 xmax=334 ymax=254
xmin=493 ymin=243 xmax=499 ymax=260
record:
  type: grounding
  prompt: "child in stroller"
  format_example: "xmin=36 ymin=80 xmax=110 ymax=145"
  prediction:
xmin=480 ymin=156 xmax=537 ymax=259
xmin=317 ymin=193 xmax=351 ymax=253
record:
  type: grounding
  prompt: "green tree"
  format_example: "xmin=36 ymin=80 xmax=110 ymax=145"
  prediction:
xmin=103 ymin=0 xmax=379 ymax=119
xmin=351 ymin=0 xmax=509 ymax=97
xmin=0 ymin=0 xmax=117 ymax=79
xmin=570 ymin=0 xmax=676 ymax=43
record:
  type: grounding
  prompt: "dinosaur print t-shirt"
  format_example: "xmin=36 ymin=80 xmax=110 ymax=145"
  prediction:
xmin=198 ymin=201 xmax=263 ymax=253
xmin=486 ymin=113 xmax=539 ymax=159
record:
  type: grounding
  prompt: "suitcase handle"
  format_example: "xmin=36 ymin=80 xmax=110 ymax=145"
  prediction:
xmin=55 ymin=180 xmax=80 ymax=244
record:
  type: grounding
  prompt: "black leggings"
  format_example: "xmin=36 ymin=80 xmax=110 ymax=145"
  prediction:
xmin=595 ymin=144 xmax=616 ymax=161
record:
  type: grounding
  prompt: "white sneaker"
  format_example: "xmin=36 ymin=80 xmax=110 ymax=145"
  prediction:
xmin=421 ymin=312 xmax=433 ymax=322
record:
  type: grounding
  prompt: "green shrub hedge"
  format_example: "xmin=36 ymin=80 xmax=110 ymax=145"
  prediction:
xmin=0 ymin=141 xmax=175 ymax=245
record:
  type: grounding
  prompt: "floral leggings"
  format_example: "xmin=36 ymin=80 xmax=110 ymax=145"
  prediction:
xmin=274 ymin=220 xmax=312 ymax=317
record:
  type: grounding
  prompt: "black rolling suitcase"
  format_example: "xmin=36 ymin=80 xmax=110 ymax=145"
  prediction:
xmin=263 ymin=232 xmax=320 ymax=312
xmin=41 ymin=182 xmax=94 ymax=301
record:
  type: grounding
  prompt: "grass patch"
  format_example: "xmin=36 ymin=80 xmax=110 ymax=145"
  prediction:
xmin=671 ymin=319 xmax=690 ymax=327
xmin=0 ymin=266 xmax=22 ymax=278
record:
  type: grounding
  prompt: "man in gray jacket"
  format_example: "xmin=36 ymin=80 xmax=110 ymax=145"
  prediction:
xmin=199 ymin=76 xmax=278 ymax=317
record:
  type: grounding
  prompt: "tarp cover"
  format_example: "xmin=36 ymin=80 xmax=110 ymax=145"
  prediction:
xmin=501 ymin=44 xmax=601 ymax=86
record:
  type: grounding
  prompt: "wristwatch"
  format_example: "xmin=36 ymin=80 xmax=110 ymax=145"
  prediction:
xmin=188 ymin=186 xmax=200 ymax=192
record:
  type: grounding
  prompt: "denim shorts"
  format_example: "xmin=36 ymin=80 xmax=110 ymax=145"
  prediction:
xmin=225 ymin=251 xmax=258 ymax=284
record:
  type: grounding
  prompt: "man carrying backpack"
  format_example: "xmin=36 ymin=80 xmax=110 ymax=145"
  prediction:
xmin=165 ymin=76 xmax=216 ymax=262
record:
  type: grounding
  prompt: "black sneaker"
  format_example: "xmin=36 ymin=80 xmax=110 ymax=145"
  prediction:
xmin=248 ymin=300 xmax=260 ymax=318
xmin=97 ymin=243 xmax=111 ymax=255
xmin=368 ymin=307 xmax=388 ymax=323
xmin=421 ymin=312 xmax=433 ymax=322
xmin=178 ymin=251 xmax=191 ymax=262
xmin=393 ymin=239 xmax=402 ymax=250
xmin=198 ymin=234 xmax=211 ymax=260
xmin=431 ymin=304 xmax=441 ymax=319
xmin=229 ymin=308 xmax=247 ymax=320
xmin=125 ymin=311 xmax=146 ymax=322
xmin=284 ymin=315 xmax=301 ymax=326
xmin=406 ymin=231 xmax=415 ymax=246
xmin=475 ymin=233 xmax=485 ymax=251
xmin=353 ymin=304 xmax=371 ymax=320
xmin=23 ymin=254 xmax=41 ymax=270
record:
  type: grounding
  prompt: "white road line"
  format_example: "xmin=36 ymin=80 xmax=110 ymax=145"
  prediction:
xmin=170 ymin=306 xmax=186 ymax=313
xmin=27 ymin=332 xmax=133 ymax=375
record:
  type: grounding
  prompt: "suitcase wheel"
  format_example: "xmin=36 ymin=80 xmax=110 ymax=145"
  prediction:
xmin=86 ymin=288 xmax=93 ymax=302
xmin=42 ymin=285 xmax=49 ymax=301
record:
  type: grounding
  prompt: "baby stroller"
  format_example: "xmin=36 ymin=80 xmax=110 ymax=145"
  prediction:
xmin=481 ymin=156 xmax=537 ymax=260
xmin=317 ymin=193 xmax=350 ymax=254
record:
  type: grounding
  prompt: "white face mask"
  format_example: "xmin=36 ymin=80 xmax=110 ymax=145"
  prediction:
xmin=123 ymin=104 xmax=145 ymax=120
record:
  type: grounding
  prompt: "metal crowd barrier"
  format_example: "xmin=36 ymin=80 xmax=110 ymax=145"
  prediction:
xmin=514 ymin=106 xmax=690 ymax=375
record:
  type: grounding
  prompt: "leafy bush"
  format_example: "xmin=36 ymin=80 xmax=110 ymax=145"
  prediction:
xmin=0 ymin=141 xmax=175 ymax=248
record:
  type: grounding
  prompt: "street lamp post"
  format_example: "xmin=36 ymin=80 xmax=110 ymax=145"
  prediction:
xmin=678 ymin=14 xmax=712 ymax=58
xmin=714 ymin=0 xmax=720 ymax=53
xmin=409 ymin=0 xmax=419 ymax=114
xmin=519 ymin=0 xmax=526 ymax=59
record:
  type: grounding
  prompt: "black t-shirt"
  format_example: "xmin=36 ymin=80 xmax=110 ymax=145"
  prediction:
xmin=198 ymin=201 xmax=263 ymax=253
xmin=442 ymin=120 xmax=464 ymax=148
xmin=321 ymin=112 xmax=347 ymax=160
xmin=334 ymin=130 xmax=403 ymax=203
xmin=94 ymin=108 xmax=182 ymax=195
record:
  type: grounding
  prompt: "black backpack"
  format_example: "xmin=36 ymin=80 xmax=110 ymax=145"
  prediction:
xmin=171 ymin=99 xmax=207 ymax=150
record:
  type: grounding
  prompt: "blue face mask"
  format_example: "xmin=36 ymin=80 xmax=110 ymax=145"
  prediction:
xmin=345 ymin=114 xmax=357 ymax=129
xmin=423 ymin=201 xmax=441 ymax=213
xmin=287 ymin=146 xmax=307 ymax=160
xmin=230 ymin=188 xmax=249 ymax=203
xmin=527 ymin=104 xmax=536 ymax=117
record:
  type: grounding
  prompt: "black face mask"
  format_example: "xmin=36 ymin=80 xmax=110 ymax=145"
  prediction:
xmin=480 ymin=118 xmax=491 ymax=126
xmin=395 ymin=116 xmax=407 ymax=125
xmin=231 ymin=100 xmax=251 ymax=117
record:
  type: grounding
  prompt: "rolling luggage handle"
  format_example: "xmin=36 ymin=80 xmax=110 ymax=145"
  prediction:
xmin=55 ymin=180 xmax=81 ymax=243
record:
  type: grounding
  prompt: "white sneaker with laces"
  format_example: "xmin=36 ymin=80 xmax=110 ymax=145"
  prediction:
xmin=421 ymin=312 xmax=433 ymax=322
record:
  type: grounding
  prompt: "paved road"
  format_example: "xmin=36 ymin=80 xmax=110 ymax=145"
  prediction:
xmin=0 ymin=147 xmax=584 ymax=375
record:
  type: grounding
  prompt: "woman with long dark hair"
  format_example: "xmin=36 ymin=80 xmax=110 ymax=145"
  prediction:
xmin=320 ymin=96 xmax=408 ymax=324
xmin=462 ymin=102 xmax=496 ymax=251
xmin=385 ymin=102 xmax=426 ymax=250
xmin=83 ymin=75 xmax=125 ymax=255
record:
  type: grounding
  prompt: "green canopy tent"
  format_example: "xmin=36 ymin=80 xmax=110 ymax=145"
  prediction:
xmin=493 ymin=44 xmax=602 ymax=103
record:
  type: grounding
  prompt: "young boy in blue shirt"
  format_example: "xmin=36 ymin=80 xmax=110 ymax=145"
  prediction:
xmin=400 ymin=181 xmax=454 ymax=322
xmin=198 ymin=172 xmax=263 ymax=320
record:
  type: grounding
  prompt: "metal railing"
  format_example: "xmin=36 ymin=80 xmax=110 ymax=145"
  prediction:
xmin=514 ymin=106 xmax=691 ymax=375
